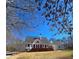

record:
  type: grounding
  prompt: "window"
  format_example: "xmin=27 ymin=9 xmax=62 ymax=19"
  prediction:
xmin=28 ymin=44 xmax=30 ymax=47
xmin=38 ymin=45 xmax=40 ymax=48
xmin=58 ymin=46 xmax=61 ymax=48
xmin=45 ymin=45 xmax=46 ymax=48
xmin=36 ymin=45 xmax=38 ymax=48
xmin=42 ymin=45 xmax=44 ymax=48
xmin=36 ymin=41 xmax=39 ymax=43
xmin=40 ymin=44 xmax=42 ymax=48
xmin=33 ymin=44 xmax=35 ymax=48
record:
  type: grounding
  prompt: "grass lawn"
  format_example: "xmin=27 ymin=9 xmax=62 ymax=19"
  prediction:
xmin=7 ymin=50 xmax=73 ymax=59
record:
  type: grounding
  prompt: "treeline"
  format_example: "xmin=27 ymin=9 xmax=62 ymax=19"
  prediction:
xmin=6 ymin=36 xmax=73 ymax=52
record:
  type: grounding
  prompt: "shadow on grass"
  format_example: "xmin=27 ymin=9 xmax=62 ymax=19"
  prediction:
xmin=17 ymin=56 xmax=73 ymax=59
xmin=58 ymin=55 xmax=73 ymax=59
xmin=58 ymin=57 xmax=72 ymax=59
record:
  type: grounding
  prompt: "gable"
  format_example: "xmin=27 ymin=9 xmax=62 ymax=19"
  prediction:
xmin=33 ymin=39 xmax=41 ymax=44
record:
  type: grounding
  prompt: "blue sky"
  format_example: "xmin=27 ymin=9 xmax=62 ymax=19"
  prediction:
xmin=12 ymin=0 xmax=72 ymax=40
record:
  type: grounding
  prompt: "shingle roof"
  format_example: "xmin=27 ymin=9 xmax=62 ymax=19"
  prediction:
xmin=25 ymin=37 xmax=50 ymax=44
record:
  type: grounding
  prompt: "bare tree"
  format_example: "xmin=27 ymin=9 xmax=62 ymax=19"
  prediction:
xmin=6 ymin=0 xmax=38 ymax=32
xmin=6 ymin=0 xmax=73 ymax=42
